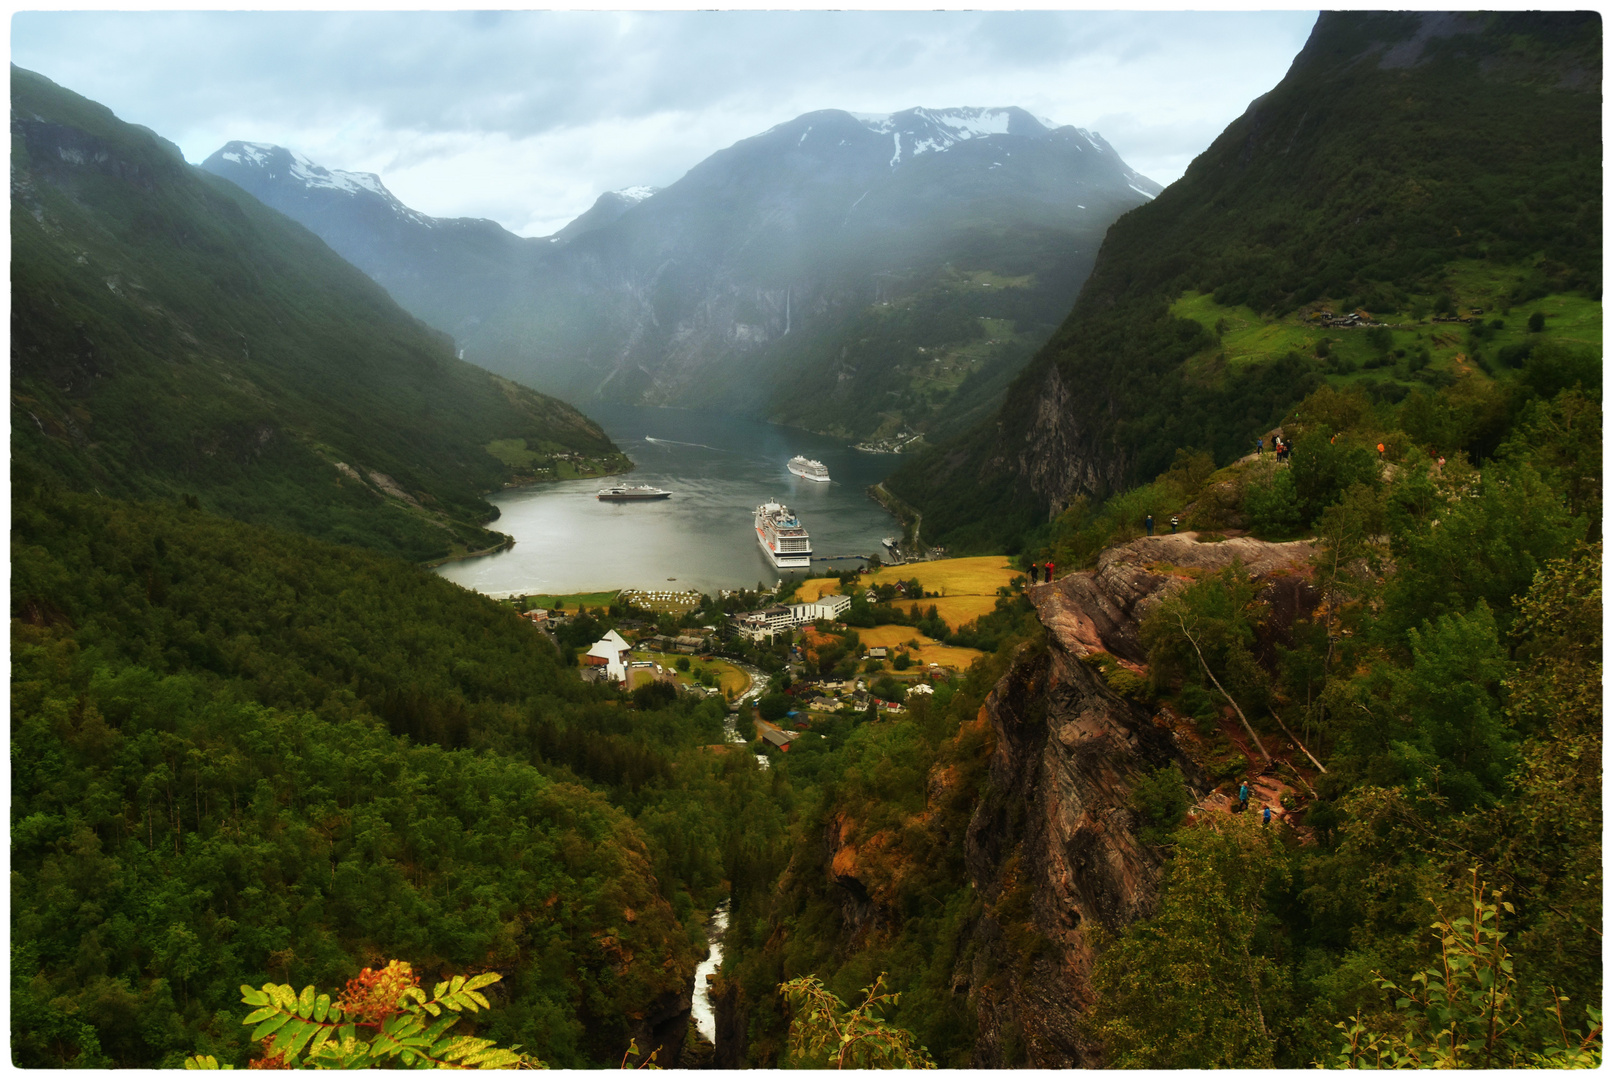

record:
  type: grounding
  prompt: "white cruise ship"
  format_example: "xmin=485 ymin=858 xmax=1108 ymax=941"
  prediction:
xmin=787 ymin=455 xmax=831 ymax=483
xmin=755 ymin=500 xmax=812 ymax=568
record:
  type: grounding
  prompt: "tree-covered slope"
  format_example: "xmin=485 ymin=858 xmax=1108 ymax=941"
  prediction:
xmin=11 ymin=66 xmax=628 ymax=562
xmin=10 ymin=475 xmax=727 ymax=1068
xmin=888 ymin=11 xmax=1601 ymax=552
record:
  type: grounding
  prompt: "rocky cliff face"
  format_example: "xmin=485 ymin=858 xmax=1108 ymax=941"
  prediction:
xmin=954 ymin=532 xmax=1316 ymax=1066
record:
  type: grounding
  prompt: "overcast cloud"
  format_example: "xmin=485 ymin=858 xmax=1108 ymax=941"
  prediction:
xmin=12 ymin=10 xmax=1319 ymax=237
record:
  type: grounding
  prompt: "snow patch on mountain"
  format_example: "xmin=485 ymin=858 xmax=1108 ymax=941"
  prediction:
xmin=613 ymin=186 xmax=657 ymax=203
xmin=213 ymin=141 xmax=432 ymax=226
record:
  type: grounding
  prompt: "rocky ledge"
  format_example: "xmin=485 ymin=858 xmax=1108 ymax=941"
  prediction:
xmin=957 ymin=531 xmax=1318 ymax=1067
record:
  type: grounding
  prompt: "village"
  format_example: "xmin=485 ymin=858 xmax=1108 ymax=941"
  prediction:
xmin=502 ymin=556 xmax=1020 ymax=755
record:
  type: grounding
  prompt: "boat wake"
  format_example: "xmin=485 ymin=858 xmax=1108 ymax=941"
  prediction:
xmin=643 ymin=436 xmax=729 ymax=453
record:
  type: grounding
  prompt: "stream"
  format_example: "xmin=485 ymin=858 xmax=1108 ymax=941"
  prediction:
xmin=690 ymin=900 xmax=730 ymax=1045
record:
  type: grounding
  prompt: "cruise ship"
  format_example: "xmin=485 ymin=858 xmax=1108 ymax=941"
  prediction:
xmin=597 ymin=484 xmax=672 ymax=501
xmin=754 ymin=500 xmax=812 ymax=568
xmin=787 ymin=456 xmax=831 ymax=482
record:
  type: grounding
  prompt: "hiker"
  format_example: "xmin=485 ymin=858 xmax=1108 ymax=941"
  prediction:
xmin=1027 ymin=563 xmax=1037 ymax=585
xmin=1044 ymin=560 xmax=1054 ymax=583
xmin=1238 ymin=781 xmax=1249 ymax=813
xmin=1170 ymin=514 xmax=1180 ymax=533
xmin=1377 ymin=442 xmax=1386 ymax=459
xmin=1145 ymin=513 xmax=1154 ymax=537
xmin=1262 ymin=805 xmax=1272 ymax=827
xmin=1256 ymin=436 xmax=1264 ymax=457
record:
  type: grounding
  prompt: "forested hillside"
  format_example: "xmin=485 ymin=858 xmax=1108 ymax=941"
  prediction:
xmin=10 ymin=470 xmax=769 ymax=1067
xmin=11 ymin=66 xmax=627 ymax=563
xmin=703 ymin=377 xmax=1600 ymax=1067
xmin=889 ymin=11 xmax=1601 ymax=552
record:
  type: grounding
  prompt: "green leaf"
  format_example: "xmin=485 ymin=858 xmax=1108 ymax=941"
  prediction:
xmin=251 ymin=1011 xmax=293 ymax=1042
xmin=433 ymin=981 xmax=449 ymax=1000
xmin=297 ymin=985 xmax=316 ymax=1017
xmin=462 ymin=972 xmax=501 ymax=992
xmin=451 ymin=975 xmax=466 ymax=994
xmin=284 ymin=1019 xmax=321 ymax=1059
xmin=241 ymin=1006 xmax=280 ymax=1026
xmin=240 ymin=986 xmax=269 ymax=1007
xmin=313 ymin=993 xmax=331 ymax=1023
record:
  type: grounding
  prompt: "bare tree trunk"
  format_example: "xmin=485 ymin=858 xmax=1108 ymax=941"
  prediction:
xmin=1268 ymin=711 xmax=1327 ymax=773
xmin=1177 ymin=612 xmax=1271 ymax=764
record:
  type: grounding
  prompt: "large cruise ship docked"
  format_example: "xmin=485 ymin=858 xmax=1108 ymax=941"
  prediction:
xmin=787 ymin=455 xmax=831 ymax=482
xmin=754 ymin=500 xmax=812 ymax=568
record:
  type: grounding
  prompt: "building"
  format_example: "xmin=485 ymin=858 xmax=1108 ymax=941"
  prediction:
xmin=521 ymin=608 xmax=550 ymax=627
xmin=583 ymin=629 xmax=633 ymax=683
xmin=734 ymin=604 xmax=797 ymax=642
xmin=790 ymin=594 xmax=851 ymax=623
xmin=761 ymin=728 xmax=798 ymax=752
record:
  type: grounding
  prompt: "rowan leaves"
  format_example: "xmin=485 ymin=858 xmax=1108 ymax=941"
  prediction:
xmin=193 ymin=962 xmax=540 ymax=1069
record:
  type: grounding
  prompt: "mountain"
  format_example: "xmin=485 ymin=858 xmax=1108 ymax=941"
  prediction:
xmin=886 ymin=11 xmax=1602 ymax=551
xmin=12 ymin=66 xmax=629 ymax=562
xmin=203 ymin=107 xmax=1159 ymax=440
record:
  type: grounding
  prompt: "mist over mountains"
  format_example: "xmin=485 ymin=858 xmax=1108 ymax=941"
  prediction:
xmin=204 ymin=106 xmax=1159 ymax=440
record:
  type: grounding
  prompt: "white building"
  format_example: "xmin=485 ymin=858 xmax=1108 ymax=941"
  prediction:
xmin=735 ymin=593 xmax=854 ymax=642
xmin=583 ymin=629 xmax=633 ymax=683
xmin=792 ymin=594 xmax=851 ymax=623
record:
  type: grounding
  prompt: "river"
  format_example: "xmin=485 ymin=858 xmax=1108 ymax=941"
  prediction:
xmin=690 ymin=900 xmax=730 ymax=1045
xmin=434 ymin=404 xmax=902 ymax=597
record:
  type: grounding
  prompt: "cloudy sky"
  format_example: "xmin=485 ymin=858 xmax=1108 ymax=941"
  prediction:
xmin=12 ymin=10 xmax=1319 ymax=238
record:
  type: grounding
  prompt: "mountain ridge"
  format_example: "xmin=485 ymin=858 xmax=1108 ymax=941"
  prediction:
xmin=202 ymin=104 xmax=1160 ymax=440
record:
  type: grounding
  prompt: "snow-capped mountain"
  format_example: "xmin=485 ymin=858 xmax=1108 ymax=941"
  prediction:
xmin=204 ymin=106 xmax=1160 ymax=438
xmin=208 ymin=141 xmax=432 ymax=224
xmin=551 ymin=186 xmax=661 ymax=243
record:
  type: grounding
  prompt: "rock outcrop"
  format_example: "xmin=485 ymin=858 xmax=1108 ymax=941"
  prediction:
xmin=956 ymin=532 xmax=1317 ymax=1066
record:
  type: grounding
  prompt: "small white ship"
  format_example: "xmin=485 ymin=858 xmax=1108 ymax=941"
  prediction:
xmin=596 ymin=484 xmax=672 ymax=501
xmin=755 ymin=500 xmax=812 ymax=568
xmin=787 ymin=455 xmax=831 ymax=483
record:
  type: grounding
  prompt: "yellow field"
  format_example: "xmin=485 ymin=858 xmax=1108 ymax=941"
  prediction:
xmin=869 ymin=555 xmax=1018 ymax=597
xmin=797 ymin=576 xmax=850 ymax=603
xmin=798 ymin=556 xmax=1015 ymax=631
xmin=855 ymin=625 xmax=985 ymax=671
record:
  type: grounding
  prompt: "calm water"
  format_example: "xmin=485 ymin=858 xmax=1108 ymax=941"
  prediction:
xmin=434 ymin=404 xmax=902 ymax=597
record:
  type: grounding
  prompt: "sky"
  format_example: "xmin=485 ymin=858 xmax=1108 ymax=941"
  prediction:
xmin=11 ymin=10 xmax=1320 ymax=238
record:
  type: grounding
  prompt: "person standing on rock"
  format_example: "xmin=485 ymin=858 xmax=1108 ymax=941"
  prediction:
xmin=1044 ymin=560 xmax=1054 ymax=583
xmin=1027 ymin=563 xmax=1038 ymax=586
xmin=1238 ymin=781 xmax=1249 ymax=813
xmin=1145 ymin=513 xmax=1154 ymax=537
xmin=1170 ymin=514 xmax=1180 ymax=534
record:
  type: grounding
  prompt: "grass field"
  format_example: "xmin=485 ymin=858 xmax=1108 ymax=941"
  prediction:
xmin=868 ymin=555 xmax=1018 ymax=597
xmin=1171 ymin=281 xmax=1601 ymax=395
xmin=632 ymin=651 xmax=749 ymax=696
xmin=520 ymin=590 xmax=618 ymax=612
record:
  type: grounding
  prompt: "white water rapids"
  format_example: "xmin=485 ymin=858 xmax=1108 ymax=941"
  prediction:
xmin=691 ymin=900 xmax=730 ymax=1044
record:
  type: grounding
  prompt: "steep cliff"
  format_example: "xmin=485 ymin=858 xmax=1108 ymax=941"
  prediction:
xmin=956 ymin=532 xmax=1317 ymax=1066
